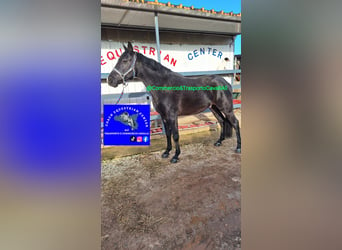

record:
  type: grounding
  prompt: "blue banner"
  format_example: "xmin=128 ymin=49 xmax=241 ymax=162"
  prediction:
xmin=103 ymin=104 xmax=150 ymax=146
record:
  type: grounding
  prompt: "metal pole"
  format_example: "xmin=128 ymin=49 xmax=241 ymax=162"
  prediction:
xmin=154 ymin=12 xmax=161 ymax=63
xmin=154 ymin=12 xmax=163 ymax=133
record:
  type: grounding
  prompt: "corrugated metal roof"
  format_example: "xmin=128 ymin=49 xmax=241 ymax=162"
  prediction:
xmin=101 ymin=0 xmax=241 ymax=35
xmin=125 ymin=0 xmax=241 ymax=17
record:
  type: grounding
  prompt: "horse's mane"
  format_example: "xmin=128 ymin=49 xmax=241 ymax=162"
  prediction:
xmin=137 ymin=53 xmax=172 ymax=75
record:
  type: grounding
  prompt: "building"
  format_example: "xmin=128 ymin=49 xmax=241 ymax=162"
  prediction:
xmin=101 ymin=0 xmax=241 ymax=108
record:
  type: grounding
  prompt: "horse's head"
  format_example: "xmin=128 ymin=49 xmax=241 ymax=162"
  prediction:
xmin=107 ymin=42 xmax=137 ymax=88
xmin=120 ymin=112 xmax=130 ymax=122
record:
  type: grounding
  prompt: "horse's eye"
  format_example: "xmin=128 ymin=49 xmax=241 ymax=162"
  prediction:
xmin=122 ymin=59 xmax=128 ymax=63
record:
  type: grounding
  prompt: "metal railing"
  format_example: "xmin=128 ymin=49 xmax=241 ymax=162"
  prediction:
xmin=101 ymin=69 xmax=241 ymax=134
xmin=101 ymin=69 xmax=240 ymax=79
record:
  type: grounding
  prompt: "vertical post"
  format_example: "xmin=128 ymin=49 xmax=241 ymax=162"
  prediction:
xmin=154 ymin=12 xmax=161 ymax=63
xmin=154 ymin=12 xmax=163 ymax=134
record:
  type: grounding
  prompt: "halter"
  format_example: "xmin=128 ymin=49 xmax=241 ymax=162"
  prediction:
xmin=111 ymin=53 xmax=137 ymax=86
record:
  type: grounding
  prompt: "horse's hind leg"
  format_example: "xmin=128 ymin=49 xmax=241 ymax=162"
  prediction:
xmin=225 ymin=111 xmax=241 ymax=153
xmin=162 ymin=119 xmax=172 ymax=158
xmin=210 ymin=105 xmax=226 ymax=146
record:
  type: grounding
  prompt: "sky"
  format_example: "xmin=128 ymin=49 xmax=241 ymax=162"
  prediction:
xmin=158 ymin=0 xmax=241 ymax=54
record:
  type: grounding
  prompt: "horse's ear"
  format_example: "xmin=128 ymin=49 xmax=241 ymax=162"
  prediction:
xmin=123 ymin=43 xmax=128 ymax=51
xmin=127 ymin=41 xmax=133 ymax=51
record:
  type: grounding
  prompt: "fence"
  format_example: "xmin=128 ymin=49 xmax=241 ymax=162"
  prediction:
xmin=101 ymin=69 xmax=241 ymax=135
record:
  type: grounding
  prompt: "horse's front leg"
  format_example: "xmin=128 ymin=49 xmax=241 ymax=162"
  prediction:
xmin=169 ymin=116 xmax=180 ymax=163
xmin=161 ymin=119 xmax=172 ymax=158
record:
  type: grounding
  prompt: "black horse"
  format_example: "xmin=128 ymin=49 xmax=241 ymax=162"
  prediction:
xmin=108 ymin=42 xmax=241 ymax=163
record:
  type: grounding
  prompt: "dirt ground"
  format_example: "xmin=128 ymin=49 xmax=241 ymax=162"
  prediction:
xmin=101 ymin=131 xmax=241 ymax=249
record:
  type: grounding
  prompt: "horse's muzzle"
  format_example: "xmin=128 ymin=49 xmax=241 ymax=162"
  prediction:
xmin=107 ymin=74 xmax=121 ymax=88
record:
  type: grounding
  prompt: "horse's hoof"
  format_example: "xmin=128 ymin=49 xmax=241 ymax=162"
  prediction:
xmin=214 ymin=141 xmax=222 ymax=146
xmin=170 ymin=157 xmax=178 ymax=163
xmin=235 ymin=148 xmax=241 ymax=153
xmin=162 ymin=152 xmax=169 ymax=158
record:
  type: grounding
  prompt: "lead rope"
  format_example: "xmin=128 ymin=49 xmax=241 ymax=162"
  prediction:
xmin=114 ymin=84 xmax=127 ymax=105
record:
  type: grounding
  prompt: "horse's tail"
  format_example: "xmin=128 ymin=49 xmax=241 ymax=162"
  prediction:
xmin=212 ymin=76 xmax=234 ymax=138
xmin=225 ymin=120 xmax=233 ymax=138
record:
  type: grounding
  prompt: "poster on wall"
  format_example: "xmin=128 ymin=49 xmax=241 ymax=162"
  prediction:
xmin=103 ymin=104 xmax=150 ymax=146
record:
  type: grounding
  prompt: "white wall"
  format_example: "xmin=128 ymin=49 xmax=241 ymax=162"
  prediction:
xmin=101 ymin=41 xmax=234 ymax=95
